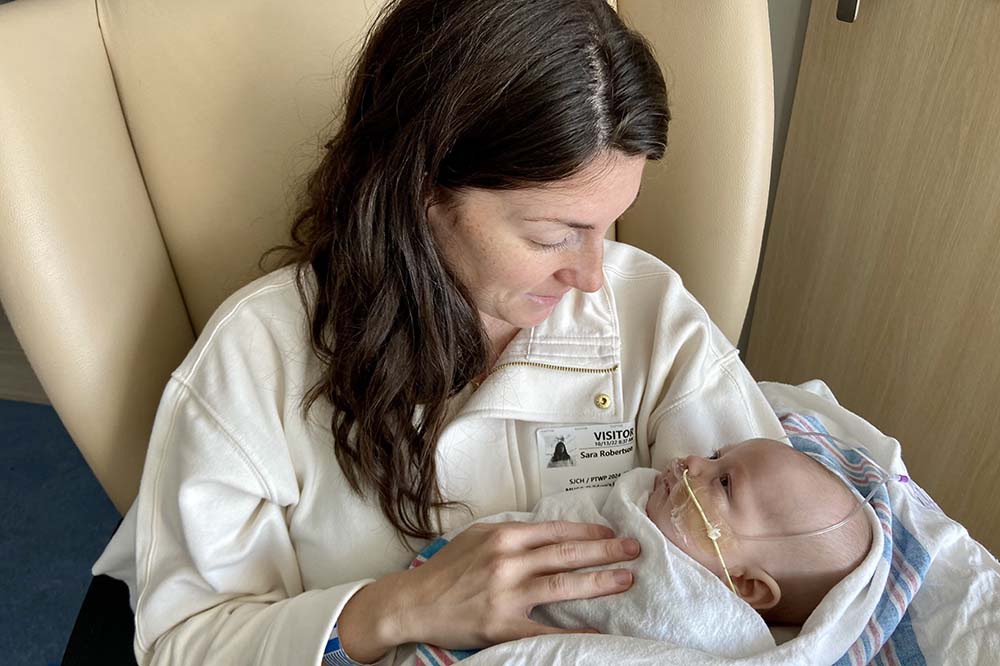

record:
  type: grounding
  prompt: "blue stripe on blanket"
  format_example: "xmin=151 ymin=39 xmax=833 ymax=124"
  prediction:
xmin=781 ymin=413 xmax=928 ymax=666
xmin=886 ymin=611 xmax=926 ymax=665
xmin=416 ymin=536 xmax=450 ymax=562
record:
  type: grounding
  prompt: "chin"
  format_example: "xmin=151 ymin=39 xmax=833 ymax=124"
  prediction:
xmin=498 ymin=308 xmax=551 ymax=329
xmin=522 ymin=311 xmax=555 ymax=328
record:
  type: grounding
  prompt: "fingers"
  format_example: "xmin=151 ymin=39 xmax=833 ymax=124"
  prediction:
xmin=520 ymin=535 xmax=641 ymax=576
xmin=525 ymin=567 xmax=635 ymax=606
xmin=489 ymin=520 xmax=617 ymax=551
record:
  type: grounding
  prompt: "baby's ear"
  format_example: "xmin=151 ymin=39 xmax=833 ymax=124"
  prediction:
xmin=730 ymin=566 xmax=781 ymax=610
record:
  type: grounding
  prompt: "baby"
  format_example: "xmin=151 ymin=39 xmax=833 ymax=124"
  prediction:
xmin=406 ymin=437 xmax=875 ymax=663
xmin=644 ymin=438 xmax=873 ymax=626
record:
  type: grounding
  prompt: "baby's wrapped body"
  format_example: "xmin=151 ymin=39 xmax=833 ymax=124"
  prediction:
xmin=401 ymin=468 xmax=779 ymax=665
xmin=519 ymin=468 xmax=778 ymax=656
xmin=398 ymin=427 xmax=907 ymax=666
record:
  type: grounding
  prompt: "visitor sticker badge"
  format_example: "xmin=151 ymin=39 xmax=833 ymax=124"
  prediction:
xmin=536 ymin=421 xmax=637 ymax=497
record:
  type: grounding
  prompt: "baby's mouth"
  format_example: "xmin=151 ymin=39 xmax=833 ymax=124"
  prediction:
xmin=656 ymin=470 xmax=672 ymax=496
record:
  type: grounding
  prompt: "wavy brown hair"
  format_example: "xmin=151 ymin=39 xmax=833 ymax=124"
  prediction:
xmin=261 ymin=0 xmax=670 ymax=544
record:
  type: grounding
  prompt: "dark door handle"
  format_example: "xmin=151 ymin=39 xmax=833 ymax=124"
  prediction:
xmin=837 ymin=0 xmax=860 ymax=23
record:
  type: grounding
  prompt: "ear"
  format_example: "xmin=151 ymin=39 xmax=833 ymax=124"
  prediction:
xmin=729 ymin=565 xmax=781 ymax=611
xmin=425 ymin=184 xmax=451 ymax=213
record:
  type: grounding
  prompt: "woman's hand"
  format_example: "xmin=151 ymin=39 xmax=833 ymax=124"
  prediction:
xmin=337 ymin=520 xmax=639 ymax=662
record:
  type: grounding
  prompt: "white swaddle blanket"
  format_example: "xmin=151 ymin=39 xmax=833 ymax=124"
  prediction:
xmin=515 ymin=468 xmax=778 ymax=657
xmin=399 ymin=435 xmax=885 ymax=665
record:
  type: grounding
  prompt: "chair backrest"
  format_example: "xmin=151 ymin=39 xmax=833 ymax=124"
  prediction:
xmin=0 ymin=0 xmax=774 ymax=513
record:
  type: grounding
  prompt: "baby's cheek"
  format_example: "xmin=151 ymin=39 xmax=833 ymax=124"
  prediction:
xmin=654 ymin=506 xmax=728 ymax=579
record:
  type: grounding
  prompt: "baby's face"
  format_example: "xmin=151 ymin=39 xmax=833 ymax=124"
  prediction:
xmin=645 ymin=438 xmax=849 ymax=582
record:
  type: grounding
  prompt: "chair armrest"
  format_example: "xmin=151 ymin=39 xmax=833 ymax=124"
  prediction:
xmin=0 ymin=0 xmax=195 ymax=512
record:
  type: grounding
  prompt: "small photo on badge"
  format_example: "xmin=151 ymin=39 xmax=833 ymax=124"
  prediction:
xmin=544 ymin=434 xmax=577 ymax=468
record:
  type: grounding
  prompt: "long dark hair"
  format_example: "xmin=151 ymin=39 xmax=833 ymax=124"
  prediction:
xmin=261 ymin=0 xmax=670 ymax=544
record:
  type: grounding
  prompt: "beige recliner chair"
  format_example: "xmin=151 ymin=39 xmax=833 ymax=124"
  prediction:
xmin=0 ymin=0 xmax=773 ymax=657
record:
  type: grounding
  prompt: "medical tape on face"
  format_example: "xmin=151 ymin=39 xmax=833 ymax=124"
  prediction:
xmin=681 ymin=467 xmax=738 ymax=595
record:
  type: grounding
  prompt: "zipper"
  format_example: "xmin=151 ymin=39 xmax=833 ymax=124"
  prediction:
xmin=470 ymin=361 xmax=619 ymax=391
xmin=486 ymin=360 xmax=619 ymax=377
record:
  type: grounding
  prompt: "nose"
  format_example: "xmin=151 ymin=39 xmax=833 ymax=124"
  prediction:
xmin=556 ymin=238 xmax=604 ymax=293
xmin=679 ymin=454 xmax=710 ymax=478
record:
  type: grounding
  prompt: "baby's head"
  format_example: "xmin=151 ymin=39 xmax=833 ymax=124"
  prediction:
xmin=645 ymin=438 xmax=872 ymax=624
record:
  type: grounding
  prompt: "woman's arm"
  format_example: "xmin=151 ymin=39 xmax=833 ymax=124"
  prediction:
xmin=622 ymin=263 xmax=785 ymax=465
xmin=132 ymin=379 xmax=382 ymax=665
xmin=334 ymin=571 xmax=409 ymax=663
xmin=646 ymin=345 xmax=786 ymax=467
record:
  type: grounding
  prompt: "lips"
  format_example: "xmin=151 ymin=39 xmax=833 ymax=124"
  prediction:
xmin=655 ymin=469 xmax=672 ymax=496
xmin=528 ymin=290 xmax=569 ymax=301
xmin=526 ymin=292 xmax=568 ymax=307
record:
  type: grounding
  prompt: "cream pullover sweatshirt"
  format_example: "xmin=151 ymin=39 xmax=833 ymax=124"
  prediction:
xmin=93 ymin=240 xmax=785 ymax=665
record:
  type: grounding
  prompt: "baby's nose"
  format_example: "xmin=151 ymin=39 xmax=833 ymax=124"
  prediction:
xmin=679 ymin=454 xmax=709 ymax=476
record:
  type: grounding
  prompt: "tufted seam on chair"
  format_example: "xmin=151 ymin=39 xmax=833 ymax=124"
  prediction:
xmin=93 ymin=0 xmax=194 ymax=335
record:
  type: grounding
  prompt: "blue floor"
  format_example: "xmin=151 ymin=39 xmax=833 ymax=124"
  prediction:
xmin=0 ymin=399 xmax=122 ymax=666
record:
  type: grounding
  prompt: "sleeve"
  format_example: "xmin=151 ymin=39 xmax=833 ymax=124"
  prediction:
xmin=639 ymin=281 xmax=785 ymax=470
xmin=647 ymin=347 xmax=786 ymax=470
xmin=131 ymin=377 xmax=379 ymax=666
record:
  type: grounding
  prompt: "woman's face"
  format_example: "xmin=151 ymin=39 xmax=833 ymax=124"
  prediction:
xmin=427 ymin=151 xmax=647 ymax=336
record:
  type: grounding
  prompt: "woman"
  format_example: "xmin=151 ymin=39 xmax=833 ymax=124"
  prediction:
xmin=93 ymin=0 xmax=785 ymax=663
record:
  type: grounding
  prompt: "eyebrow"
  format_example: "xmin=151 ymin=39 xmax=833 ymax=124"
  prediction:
xmin=523 ymin=184 xmax=643 ymax=230
xmin=522 ymin=218 xmax=597 ymax=230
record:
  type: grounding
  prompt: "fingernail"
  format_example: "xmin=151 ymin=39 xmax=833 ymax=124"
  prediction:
xmin=614 ymin=569 xmax=632 ymax=586
xmin=622 ymin=539 xmax=640 ymax=556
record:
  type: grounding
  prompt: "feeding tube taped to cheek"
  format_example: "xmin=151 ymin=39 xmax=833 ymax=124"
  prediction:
xmin=666 ymin=460 xmax=740 ymax=594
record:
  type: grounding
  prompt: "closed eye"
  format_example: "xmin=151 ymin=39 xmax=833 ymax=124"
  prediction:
xmin=530 ymin=237 xmax=572 ymax=252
